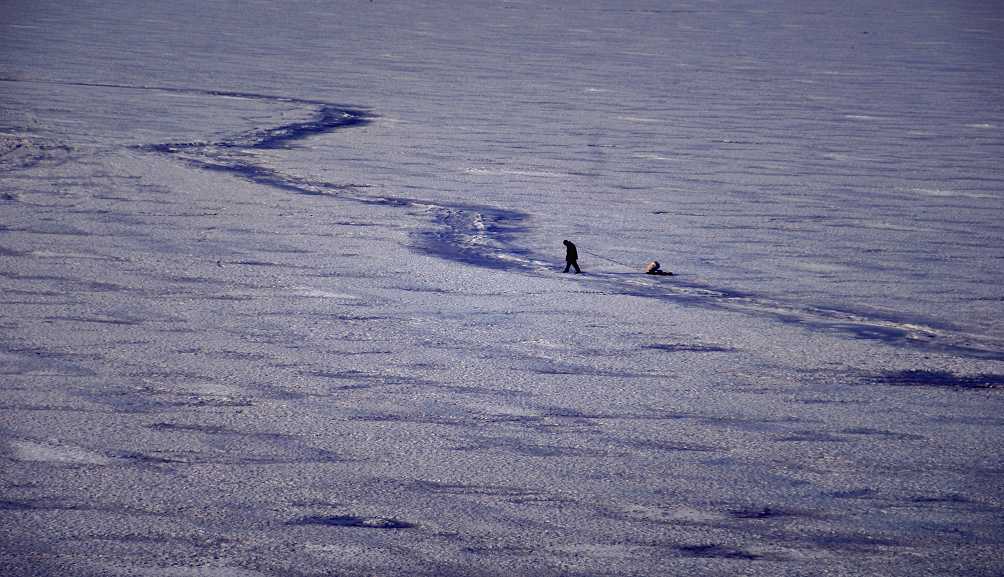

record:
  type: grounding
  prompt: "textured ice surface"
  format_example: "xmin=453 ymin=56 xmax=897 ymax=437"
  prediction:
xmin=1 ymin=1 xmax=1002 ymax=576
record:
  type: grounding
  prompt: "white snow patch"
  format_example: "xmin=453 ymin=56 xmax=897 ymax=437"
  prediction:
xmin=634 ymin=152 xmax=677 ymax=161
xmin=909 ymin=188 xmax=994 ymax=200
xmin=10 ymin=440 xmax=118 ymax=465
xmin=293 ymin=287 xmax=360 ymax=299
xmin=617 ymin=116 xmax=662 ymax=124
xmin=522 ymin=338 xmax=566 ymax=350
xmin=464 ymin=167 xmax=566 ymax=178
xmin=494 ymin=253 xmax=531 ymax=264
xmin=467 ymin=212 xmax=488 ymax=245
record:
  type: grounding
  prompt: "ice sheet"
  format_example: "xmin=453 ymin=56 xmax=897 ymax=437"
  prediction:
xmin=2 ymin=1 xmax=1002 ymax=575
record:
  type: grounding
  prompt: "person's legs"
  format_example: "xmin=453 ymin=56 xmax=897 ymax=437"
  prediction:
xmin=572 ymin=261 xmax=581 ymax=273
xmin=563 ymin=262 xmax=571 ymax=273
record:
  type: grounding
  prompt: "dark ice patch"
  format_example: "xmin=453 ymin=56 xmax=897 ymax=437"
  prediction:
xmin=0 ymin=499 xmax=34 ymax=511
xmin=611 ymin=270 xmax=1003 ymax=361
xmin=349 ymin=413 xmax=465 ymax=427
xmin=391 ymin=285 xmax=453 ymax=294
xmin=0 ymin=347 xmax=97 ymax=377
xmin=156 ymin=274 xmax=228 ymax=286
xmin=147 ymin=422 xmax=230 ymax=435
xmin=727 ymin=506 xmax=791 ymax=519
xmin=230 ymin=106 xmax=371 ymax=150
xmin=643 ymin=343 xmax=734 ymax=353
xmin=1 ymin=288 xmax=62 ymax=298
xmin=146 ymin=105 xmax=371 ymax=153
xmin=542 ymin=407 xmax=601 ymax=419
xmin=776 ymin=430 xmax=848 ymax=442
xmin=328 ymin=383 xmax=376 ymax=392
xmin=44 ymin=315 xmax=143 ymax=326
xmin=834 ymin=323 xmax=916 ymax=342
xmin=538 ymin=408 xmax=681 ymax=422
xmin=868 ymin=370 xmax=1004 ymax=390
xmin=909 ymin=494 xmax=970 ymax=505
xmin=0 ymin=498 xmax=91 ymax=511
xmin=113 ymin=451 xmax=191 ymax=465
xmin=675 ymin=544 xmax=761 ymax=560
xmin=145 ymin=424 xmax=344 ymax=464
xmin=0 ymin=403 xmax=93 ymax=413
xmin=840 ymin=427 xmax=925 ymax=441
xmin=3 ymin=273 xmax=130 ymax=294
xmin=142 ymin=98 xmax=373 ymax=200
xmin=413 ymin=205 xmax=533 ymax=272
xmin=408 ymin=480 xmax=569 ymax=505
xmin=330 ymin=220 xmax=378 ymax=227
xmin=931 ymin=414 xmax=1004 ymax=426
xmin=290 ymin=515 xmax=414 ymax=529
xmin=84 ymin=388 xmax=252 ymax=413
xmin=22 ymin=222 xmax=91 ymax=236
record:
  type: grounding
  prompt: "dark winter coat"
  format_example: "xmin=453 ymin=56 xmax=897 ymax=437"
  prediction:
xmin=563 ymin=240 xmax=578 ymax=263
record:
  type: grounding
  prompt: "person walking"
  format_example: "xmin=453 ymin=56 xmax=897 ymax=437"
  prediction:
xmin=562 ymin=239 xmax=581 ymax=273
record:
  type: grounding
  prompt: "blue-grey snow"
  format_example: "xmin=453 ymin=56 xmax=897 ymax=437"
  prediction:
xmin=1 ymin=1 xmax=1002 ymax=576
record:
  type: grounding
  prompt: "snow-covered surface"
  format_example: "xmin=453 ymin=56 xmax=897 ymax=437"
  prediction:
xmin=1 ymin=1 xmax=1002 ymax=575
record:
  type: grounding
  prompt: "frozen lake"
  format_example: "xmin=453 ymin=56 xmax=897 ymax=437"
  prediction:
xmin=2 ymin=1 xmax=1002 ymax=575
